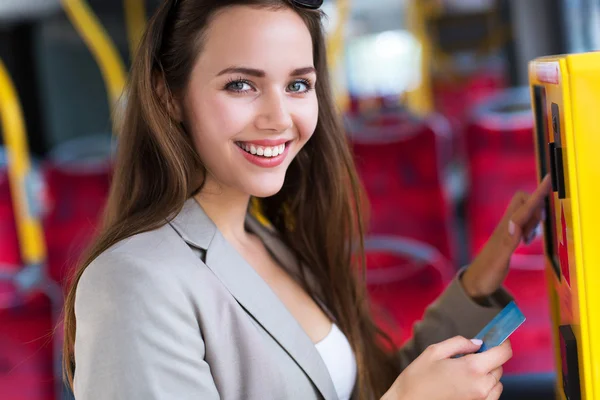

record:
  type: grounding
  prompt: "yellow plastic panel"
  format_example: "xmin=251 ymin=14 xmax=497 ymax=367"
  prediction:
xmin=530 ymin=52 xmax=600 ymax=400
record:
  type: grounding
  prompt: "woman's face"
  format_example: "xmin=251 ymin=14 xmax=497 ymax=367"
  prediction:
xmin=180 ymin=5 xmax=318 ymax=198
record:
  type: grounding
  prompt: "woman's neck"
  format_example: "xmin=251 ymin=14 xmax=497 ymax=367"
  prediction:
xmin=193 ymin=177 xmax=251 ymax=244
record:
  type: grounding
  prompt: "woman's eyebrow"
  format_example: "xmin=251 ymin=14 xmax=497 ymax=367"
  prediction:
xmin=290 ymin=66 xmax=316 ymax=76
xmin=217 ymin=67 xmax=265 ymax=77
xmin=216 ymin=66 xmax=316 ymax=77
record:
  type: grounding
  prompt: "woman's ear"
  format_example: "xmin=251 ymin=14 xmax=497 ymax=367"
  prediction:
xmin=155 ymin=73 xmax=183 ymax=121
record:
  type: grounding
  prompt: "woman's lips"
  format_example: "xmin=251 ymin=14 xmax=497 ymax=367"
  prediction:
xmin=235 ymin=140 xmax=291 ymax=168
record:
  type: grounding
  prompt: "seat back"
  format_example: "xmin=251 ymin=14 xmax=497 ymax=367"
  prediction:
xmin=0 ymin=149 xmax=21 ymax=270
xmin=0 ymin=295 xmax=56 ymax=400
xmin=42 ymin=135 xmax=112 ymax=288
xmin=465 ymin=88 xmax=542 ymax=256
xmin=364 ymin=236 xmax=453 ymax=347
xmin=465 ymin=88 xmax=554 ymax=374
xmin=349 ymin=112 xmax=455 ymax=261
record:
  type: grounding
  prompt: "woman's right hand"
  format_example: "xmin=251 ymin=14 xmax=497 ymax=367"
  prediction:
xmin=382 ymin=336 xmax=512 ymax=400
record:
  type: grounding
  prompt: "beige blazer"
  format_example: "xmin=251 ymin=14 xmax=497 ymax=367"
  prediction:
xmin=73 ymin=198 xmax=511 ymax=400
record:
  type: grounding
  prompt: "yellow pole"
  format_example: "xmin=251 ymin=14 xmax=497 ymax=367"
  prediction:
xmin=404 ymin=0 xmax=436 ymax=115
xmin=61 ymin=0 xmax=127 ymax=108
xmin=0 ymin=59 xmax=46 ymax=265
xmin=124 ymin=0 xmax=147 ymax=59
xmin=326 ymin=0 xmax=350 ymax=113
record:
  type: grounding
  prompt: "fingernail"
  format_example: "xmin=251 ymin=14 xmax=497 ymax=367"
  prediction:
xmin=471 ymin=339 xmax=483 ymax=346
xmin=508 ymin=221 xmax=516 ymax=236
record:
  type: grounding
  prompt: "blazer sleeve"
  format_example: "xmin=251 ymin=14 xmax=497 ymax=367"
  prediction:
xmin=397 ymin=270 xmax=514 ymax=370
xmin=73 ymin=252 xmax=220 ymax=400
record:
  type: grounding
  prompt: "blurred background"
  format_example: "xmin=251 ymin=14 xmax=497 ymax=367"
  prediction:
xmin=1 ymin=0 xmax=599 ymax=399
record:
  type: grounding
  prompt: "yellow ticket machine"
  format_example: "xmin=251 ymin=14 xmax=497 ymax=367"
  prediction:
xmin=530 ymin=52 xmax=600 ymax=400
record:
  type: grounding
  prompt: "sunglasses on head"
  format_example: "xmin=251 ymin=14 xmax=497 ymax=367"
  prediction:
xmin=172 ymin=0 xmax=323 ymax=10
xmin=290 ymin=0 xmax=323 ymax=9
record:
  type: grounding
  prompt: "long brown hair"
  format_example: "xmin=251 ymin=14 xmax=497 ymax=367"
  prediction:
xmin=62 ymin=0 xmax=400 ymax=397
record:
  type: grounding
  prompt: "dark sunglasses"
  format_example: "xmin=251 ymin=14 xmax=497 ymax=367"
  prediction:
xmin=172 ymin=0 xmax=323 ymax=10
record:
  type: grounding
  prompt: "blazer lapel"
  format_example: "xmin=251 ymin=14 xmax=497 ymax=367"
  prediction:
xmin=169 ymin=199 xmax=338 ymax=400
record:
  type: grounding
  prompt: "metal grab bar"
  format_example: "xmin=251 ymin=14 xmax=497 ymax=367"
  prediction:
xmin=326 ymin=0 xmax=350 ymax=111
xmin=0 ymin=59 xmax=47 ymax=266
xmin=61 ymin=0 xmax=128 ymax=109
xmin=124 ymin=0 xmax=147 ymax=59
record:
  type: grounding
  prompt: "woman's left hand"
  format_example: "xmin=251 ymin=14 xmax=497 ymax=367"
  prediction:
xmin=461 ymin=175 xmax=553 ymax=300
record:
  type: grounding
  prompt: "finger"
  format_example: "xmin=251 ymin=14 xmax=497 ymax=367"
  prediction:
xmin=485 ymin=382 xmax=504 ymax=400
xmin=504 ymin=191 xmax=529 ymax=219
xmin=503 ymin=191 xmax=529 ymax=244
xmin=426 ymin=336 xmax=483 ymax=360
xmin=490 ymin=366 xmax=503 ymax=384
xmin=522 ymin=206 xmax=544 ymax=245
xmin=510 ymin=175 xmax=552 ymax=229
xmin=468 ymin=340 xmax=513 ymax=372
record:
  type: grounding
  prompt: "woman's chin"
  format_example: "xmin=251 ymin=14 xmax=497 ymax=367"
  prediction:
xmin=246 ymin=180 xmax=285 ymax=199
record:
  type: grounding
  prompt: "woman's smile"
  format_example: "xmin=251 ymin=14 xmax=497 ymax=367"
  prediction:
xmin=234 ymin=139 xmax=292 ymax=168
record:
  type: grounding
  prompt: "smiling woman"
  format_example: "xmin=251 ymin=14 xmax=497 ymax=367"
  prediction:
xmin=62 ymin=1 xmax=401 ymax=399
xmin=60 ymin=1 xmax=533 ymax=400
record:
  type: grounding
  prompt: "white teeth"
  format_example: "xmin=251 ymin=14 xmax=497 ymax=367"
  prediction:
xmin=238 ymin=142 xmax=286 ymax=157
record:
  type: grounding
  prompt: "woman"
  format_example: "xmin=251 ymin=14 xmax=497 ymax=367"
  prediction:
xmin=62 ymin=0 xmax=552 ymax=399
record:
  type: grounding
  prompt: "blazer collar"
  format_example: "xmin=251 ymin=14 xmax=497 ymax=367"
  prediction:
xmin=168 ymin=197 xmax=217 ymax=250
xmin=168 ymin=198 xmax=338 ymax=400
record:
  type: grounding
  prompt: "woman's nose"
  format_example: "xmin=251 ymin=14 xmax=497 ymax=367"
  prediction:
xmin=254 ymin=91 xmax=293 ymax=133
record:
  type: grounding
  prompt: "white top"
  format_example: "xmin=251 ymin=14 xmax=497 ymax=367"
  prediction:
xmin=314 ymin=324 xmax=357 ymax=400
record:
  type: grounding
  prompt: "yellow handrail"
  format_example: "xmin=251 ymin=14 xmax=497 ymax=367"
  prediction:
xmin=0 ymin=59 xmax=46 ymax=266
xmin=124 ymin=0 xmax=147 ymax=59
xmin=62 ymin=0 xmax=127 ymax=109
xmin=326 ymin=0 xmax=350 ymax=112
xmin=250 ymin=198 xmax=271 ymax=229
xmin=404 ymin=0 xmax=435 ymax=115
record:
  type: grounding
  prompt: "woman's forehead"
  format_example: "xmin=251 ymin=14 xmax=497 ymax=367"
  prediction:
xmin=197 ymin=6 xmax=314 ymax=76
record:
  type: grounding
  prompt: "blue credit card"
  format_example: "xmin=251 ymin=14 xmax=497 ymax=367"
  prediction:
xmin=474 ymin=301 xmax=526 ymax=353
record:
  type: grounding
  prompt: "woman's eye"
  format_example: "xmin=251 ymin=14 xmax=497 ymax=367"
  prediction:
xmin=226 ymin=80 xmax=253 ymax=92
xmin=287 ymin=80 xmax=311 ymax=93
